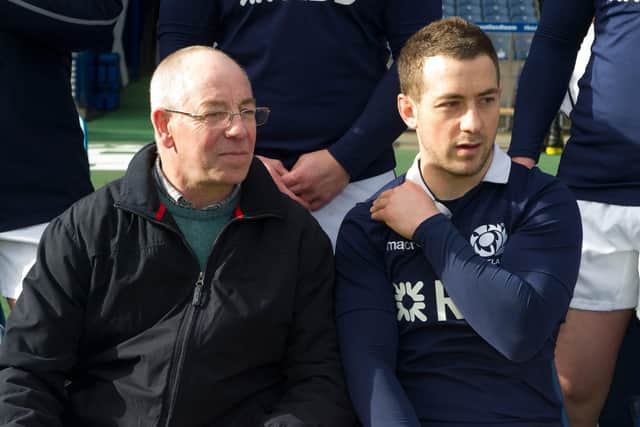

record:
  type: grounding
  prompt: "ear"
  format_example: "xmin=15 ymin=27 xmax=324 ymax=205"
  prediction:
xmin=151 ymin=109 xmax=175 ymax=149
xmin=397 ymin=94 xmax=418 ymax=130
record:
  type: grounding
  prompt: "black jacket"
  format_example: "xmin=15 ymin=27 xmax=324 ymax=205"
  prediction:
xmin=0 ymin=0 xmax=122 ymax=231
xmin=0 ymin=144 xmax=355 ymax=426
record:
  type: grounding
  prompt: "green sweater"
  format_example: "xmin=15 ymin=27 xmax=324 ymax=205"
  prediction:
xmin=159 ymin=191 xmax=239 ymax=270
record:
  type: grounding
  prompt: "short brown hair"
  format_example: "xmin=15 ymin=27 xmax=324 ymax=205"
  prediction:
xmin=398 ymin=17 xmax=500 ymax=100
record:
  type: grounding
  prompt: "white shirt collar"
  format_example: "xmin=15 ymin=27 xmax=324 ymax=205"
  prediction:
xmin=405 ymin=144 xmax=511 ymax=218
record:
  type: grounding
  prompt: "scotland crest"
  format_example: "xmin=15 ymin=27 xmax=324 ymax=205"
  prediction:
xmin=470 ymin=223 xmax=507 ymax=258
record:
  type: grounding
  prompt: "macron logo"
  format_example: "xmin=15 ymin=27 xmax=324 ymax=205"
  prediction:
xmin=387 ymin=240 xmax=416 ymax=251
xmin=240 ymin=0 xmax=355 ymax=5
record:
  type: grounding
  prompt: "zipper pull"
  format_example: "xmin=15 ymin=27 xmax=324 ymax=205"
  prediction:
xmin=192 ymin=272 xmax=206 ymax=307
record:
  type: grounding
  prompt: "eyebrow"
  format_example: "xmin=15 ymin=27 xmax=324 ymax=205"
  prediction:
xmin=435 ymin=88 xmax=500 ymax=101
xmin=199 ymin=97 xmax=257 ymax=110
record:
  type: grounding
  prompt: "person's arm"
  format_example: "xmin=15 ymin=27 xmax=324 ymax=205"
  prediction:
xmin=371 ymin=177 xmax=582 ymax=362
xmin=157 ymin=0 xmax=218 ymax=60
xmin=412 ymin=188 xmax=582 ymax=361
xmin=327 ymin=1 xmax=442 ymax=179
xmin=263 ymin=218 xmax=355 ymax=427
xmin=335 ymin=206 xmax=421 ymax=427
xmin=508 ymin=0 xmax=593 ymax=165
xmin=0 ymin=219 xmax=89 ymax=426
xmin=0 ymin=0 xmax=123 ymax=51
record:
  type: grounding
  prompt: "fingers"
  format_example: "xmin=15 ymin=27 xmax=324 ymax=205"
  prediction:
xmin=256 ymin=155 xmax=310 ymax=209
xmin=370 ymin=190 xmax=390 ymax=220
xmin=511 ymin=156 xmax=536 ymax=169
xmin=283 ymin=188 xmax=311 ymax=210
xmin=308 ymin=195 xmax=331 ymax=212
xmin=257 ymin=155 xmax=288 ymax=177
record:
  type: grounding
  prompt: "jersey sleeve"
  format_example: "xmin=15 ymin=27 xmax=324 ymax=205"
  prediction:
xmin=328 ymin=1 xmax=442 ymax=179
xmin=0 ymin=0 xmax=123 ymax=51
xmin=508 ymin=0 xmax=594 ymax=161
xmin=157 ymin=0 xmax=219 ymax=60
xmin=335 ymin=205 xmax=421 ymax=427
xmin=412 ymin=181 xmax=582 ymax=362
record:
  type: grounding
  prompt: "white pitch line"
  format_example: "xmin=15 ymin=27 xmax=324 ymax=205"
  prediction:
xmin=88 ymin=144 xmax=144 ymax=171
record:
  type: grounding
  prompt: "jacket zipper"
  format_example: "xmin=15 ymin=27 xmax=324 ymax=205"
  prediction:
xmin=115 ymin=205 xmax=278 ymax=426
xmin=161 ymin=272 xmax=205 ymax=427
xmin=159 ymin=215 xmax=276 ymax=426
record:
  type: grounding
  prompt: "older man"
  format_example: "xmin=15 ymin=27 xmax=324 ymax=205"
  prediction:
xmin=335 ymin=18 xmax=582 ymax=426
xmin=0 ymin=46 xmax=354 ymax=427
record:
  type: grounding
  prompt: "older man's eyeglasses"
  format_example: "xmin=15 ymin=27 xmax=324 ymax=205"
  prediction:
xmin=164 ymin=107 xmax=270 ymax=128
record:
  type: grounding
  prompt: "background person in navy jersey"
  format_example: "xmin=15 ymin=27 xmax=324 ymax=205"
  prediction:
xmin=0 ymin=0 xmax=123 ymax=318
xmin=335 ymin=17 xmax=582 ymax=426
xmin=509 ymin=1 xmax=640 ymax=426
xmin=157 ymin=0 xmax=442 ymax=246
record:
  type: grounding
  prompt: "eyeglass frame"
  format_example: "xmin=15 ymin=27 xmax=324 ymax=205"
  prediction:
xmin=163 ymin=107 xmax=271 ymax=127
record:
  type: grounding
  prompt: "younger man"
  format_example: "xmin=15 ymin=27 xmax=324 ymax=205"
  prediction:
xmin=335 ymin=18 xmax=582 ymax=426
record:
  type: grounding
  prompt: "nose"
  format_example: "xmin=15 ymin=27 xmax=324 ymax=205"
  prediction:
xmin=225 ymin=113 xmax=251 ymax=138
xmin=460 ymin=105 xmax=482 ymax=133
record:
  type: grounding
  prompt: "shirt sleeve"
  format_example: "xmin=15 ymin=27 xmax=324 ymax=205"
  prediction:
xmin=508 ymin=0 xmax=593 ymax=161
xmin=157 ymin=0 xmax=218 ymax=60
xmin=328 ymin=1 xmax=442 ymax=179
xmin=335 ymin=206 xmax=421 ymax=427
xmin=0 ymin=0 xmax=123 ymax=51
xmin=411 ymin=181 xmax=582 ymax=362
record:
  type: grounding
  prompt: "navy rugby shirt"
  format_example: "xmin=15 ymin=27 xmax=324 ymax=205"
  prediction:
xmin=335 ymin=146 xmax=582 ymax=426
xmin=509 ymin=0 xmax=640 ymax=206
xmin=158 ymin=0 xmax=441 ymax=181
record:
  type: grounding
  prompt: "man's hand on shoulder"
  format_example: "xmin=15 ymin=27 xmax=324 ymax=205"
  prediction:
xmin=257 ymin=155 xmax=310 ymax=209
xmin=281 ymin=149 xmax=350 ymax=211
xmin=370 ymin=180 xmax=440 ymax=240
xmin=511 ymin=156 xmax=536 ymax=169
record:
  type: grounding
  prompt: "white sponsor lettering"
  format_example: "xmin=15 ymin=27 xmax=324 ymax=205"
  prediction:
xmin=435 ymin=280 xmax=464 ymax=321
xmin=386 ymin=240 xmax=416 ymax=251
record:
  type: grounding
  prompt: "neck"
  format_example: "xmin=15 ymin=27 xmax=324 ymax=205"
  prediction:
xmin=420 ymin=152 xmax=493 ymax=201
xmin=180 ymin=183 xmax=235 ymax=209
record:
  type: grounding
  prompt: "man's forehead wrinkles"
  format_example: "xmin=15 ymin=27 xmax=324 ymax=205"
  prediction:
xmin=197 ymin=97 xmax=256 ymax=110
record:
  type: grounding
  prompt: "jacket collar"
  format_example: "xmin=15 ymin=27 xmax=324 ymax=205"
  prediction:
xmin=117 ymin=143 xmax=286 ymax=221
xmin=405 ymin=144 xmax=511 ymax=218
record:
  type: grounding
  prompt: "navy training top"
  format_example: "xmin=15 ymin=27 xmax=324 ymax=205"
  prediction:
xmin=335 ymin=148 xmax=582 ymax=426
xmin=509 ymin=0 xmax=640 ymax=206
xmin=157 ymin=0 xmax=441 ymax=181
xmin=0 ymin=0 xmax=122 ymax=232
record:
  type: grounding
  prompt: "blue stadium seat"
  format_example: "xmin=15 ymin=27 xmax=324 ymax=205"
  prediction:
xmin=488 ymin=33 xmax=512 ymax=60
xmin=483 ymin=2 xmax=509 ymax=15
xmin=483 ymin=0 xmax=508 ymax=6
xmin=460 ymin=11 xmax=484 ymax=22
xmin=458 ymin=4 xmax=483 ymax=16
xmin=443 ymin=4 xmax=456 ymax=17
xmin=442 ymin=0 xmax=456 ymax=7
xmin=507 ymin=0 xmax=533 ymax=6
xmin=484 ymin=13 xmax=510 ymax=22
xmin=510 ymin=13 xmax=537 ymax=22
xmin=510 ymin=3 xmax=536 ymax=16
xmin=456 ymin=0 xmax=482 ymax=7
xmin=513 ymin=34 xmax=533 ymax=59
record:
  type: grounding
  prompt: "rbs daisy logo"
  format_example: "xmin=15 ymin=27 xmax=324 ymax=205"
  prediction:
xmin=394 ymin=281 xmax=427 ymax=322
xmin=470 ymin=223 xmax=507 ymax=258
